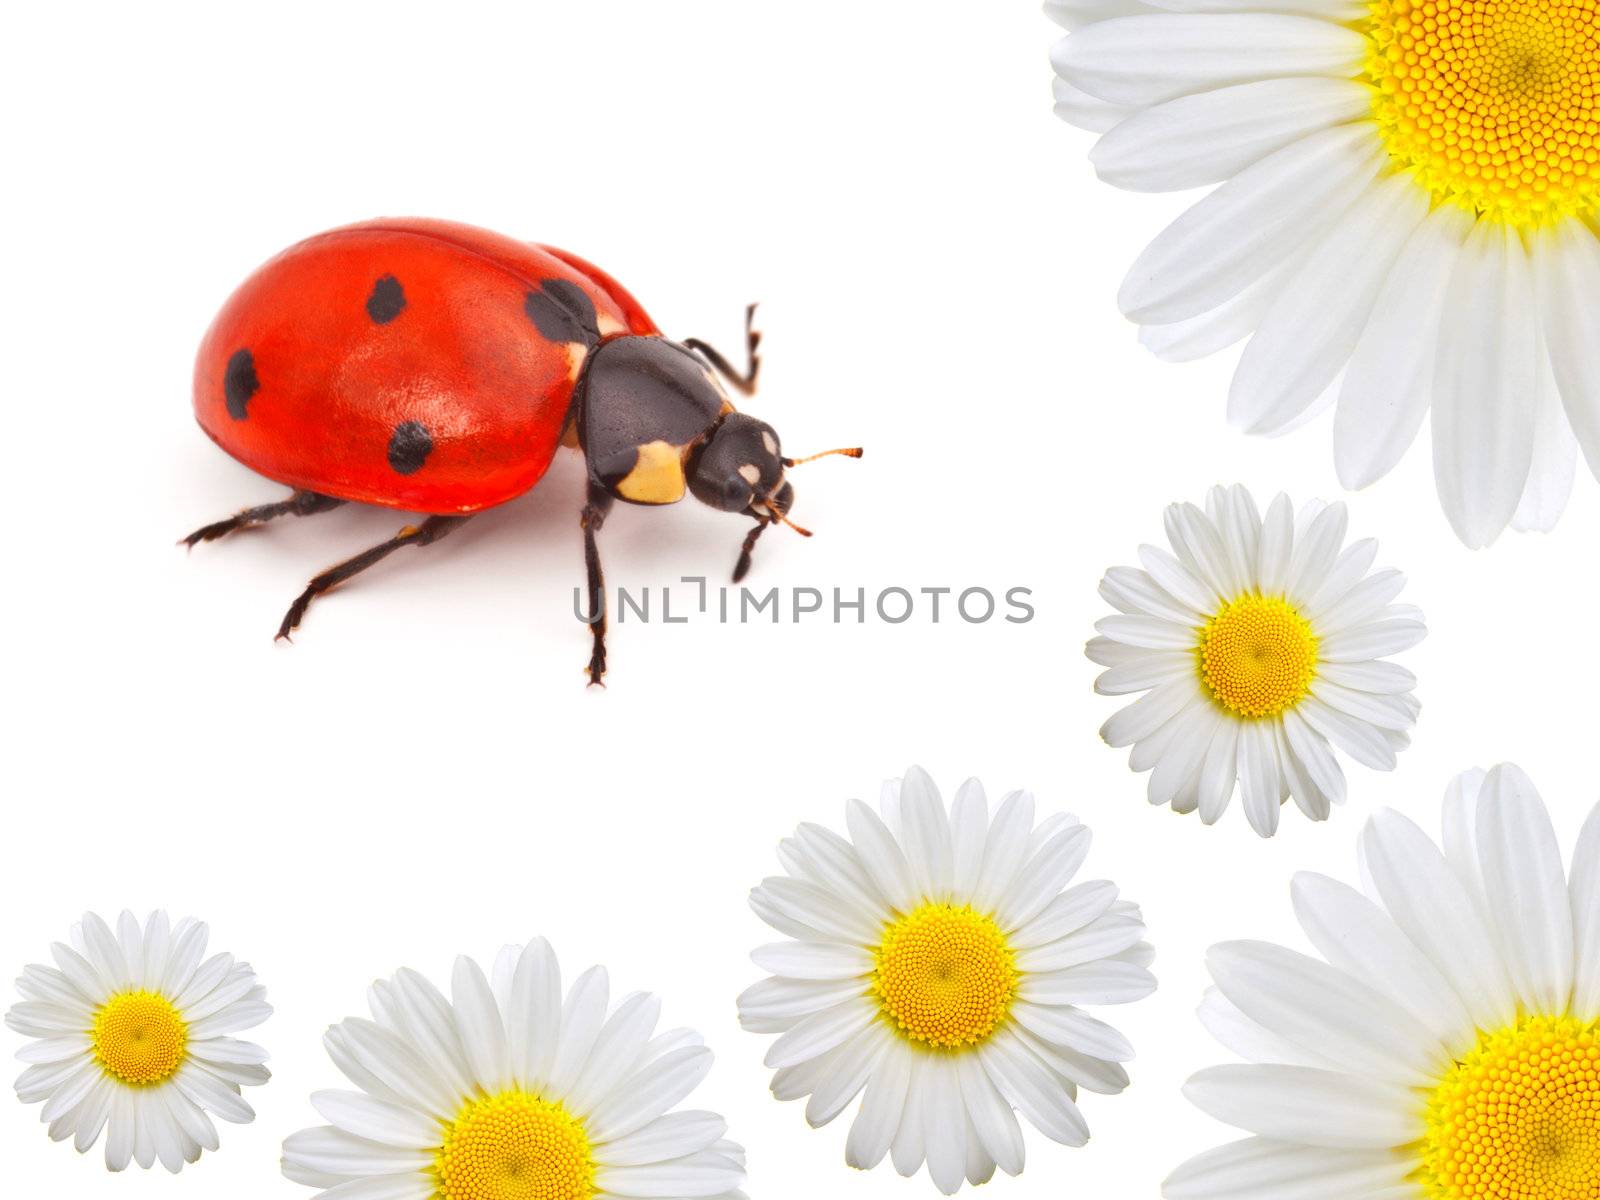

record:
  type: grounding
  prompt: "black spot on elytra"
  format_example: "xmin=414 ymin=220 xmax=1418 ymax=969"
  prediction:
xmin=387 ymin=421 xmax=433 ymax=475
xmin=524 ymin=278 xmax=600 ymax=347
xmin=223 ymin=348 xmax=259 ymax=420
xmin=366 ymin=275 xmax=406 ymax=324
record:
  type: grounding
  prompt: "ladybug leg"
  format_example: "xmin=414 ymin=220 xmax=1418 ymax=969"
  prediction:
xmin=275 ymin=515 xmax=470 ymax=641
xmin=683 ymin=302 xmax=761 ymax=397
xmin=732 ymin=517 xmax=771 ymax=584
xmin=580 ymin=484 xmax=615 ymax=686
xmin=181 ymin=490 xmax=344 ymax=548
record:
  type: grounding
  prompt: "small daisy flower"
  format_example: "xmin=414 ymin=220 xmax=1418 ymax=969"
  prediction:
xmin=6 ymin=910 xmax=271 ymax=1172
xmin=1089 ymin=484 xmax=1423 ymax=837
xmin=1166 ymin=764 xmax=1600 ymax=1200
xmin=738 ymin=767 xmax=1154 ymax=1194
xmin=282 ymin=938 xmax=746 ymax=1200
xmin=1050 ymin=0 xmax=1600 ymax=546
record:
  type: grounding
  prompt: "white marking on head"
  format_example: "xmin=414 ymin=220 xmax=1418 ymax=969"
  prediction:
xmin=762 ymin=431 xmax=778 ymax=456
xmin=738 ymin=463 xmax=762 ymax=486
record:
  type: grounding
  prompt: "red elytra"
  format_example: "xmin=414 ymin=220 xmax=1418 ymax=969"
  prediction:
xmin=193 ymin=218 xmax=657 ymax=513
xmin=186 ymin=218 xmax=860 ymax=683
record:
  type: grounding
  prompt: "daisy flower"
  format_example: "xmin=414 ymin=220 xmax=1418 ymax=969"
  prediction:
xmin=1049 ymin=0 xmax=1600 ymax=546
xmin=6 ymin=909 xmax=271 ymax=1172
xmin=1089 ymin=484 xmax=1423 ymax=837
xmin=737 ymin=766 xmax=1155 ymax=1194
xmin=1166 ymin=764 xmax=1600 ymax=1200
xmin=281 ymin=938 xmax=746 ymax=1200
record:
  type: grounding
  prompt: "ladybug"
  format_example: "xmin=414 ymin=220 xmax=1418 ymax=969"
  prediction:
xmin=183 ymin=218 xmax=860 ymax=683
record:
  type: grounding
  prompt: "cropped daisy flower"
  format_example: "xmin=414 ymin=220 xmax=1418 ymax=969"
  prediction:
xmin=1166 ymin=764 xmax=1600 ymax=1200
xmin=738 ymin=767 xmax=1154 ymax=1194
xmin=6 ymin=910 xmax=271 ymax=1172
xmin=282 ymin=938 xmax=745 ymax=1200
xmin=1050 ymin=0 xmax=1600 ymax=546
xmin=1089 ymin=484 xmax=1422 ymax=837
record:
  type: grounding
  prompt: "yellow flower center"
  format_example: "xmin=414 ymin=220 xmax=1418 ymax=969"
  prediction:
xmin=434 ymin=1092 xmax=595 ymax=1200
xmin=1366 ymin=0 xmax=1600 ymax=227
xmin=91 ymin=991 xmax=188 ymax=1087
xmin=872 ymin=903 xmax=1019 ymax=1049
xmin=1420 ymin=1014 xmax=1600 ymax=1200
xmin=1196 ymin=594 xmax=1319 ymax=719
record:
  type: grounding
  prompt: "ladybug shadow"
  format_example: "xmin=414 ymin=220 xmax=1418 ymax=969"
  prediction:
xmin=274 ymin=449 xmax=742 ymax=602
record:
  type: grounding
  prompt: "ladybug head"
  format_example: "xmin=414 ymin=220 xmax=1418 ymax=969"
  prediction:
xmin=689 ymin=414 xmax=863 ymax=529
xmin=689 ymin=413 xmax=788 ymax=515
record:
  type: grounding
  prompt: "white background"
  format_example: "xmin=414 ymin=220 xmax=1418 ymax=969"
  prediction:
xmin=3 ymin=1 xmax=1599 ymax=1196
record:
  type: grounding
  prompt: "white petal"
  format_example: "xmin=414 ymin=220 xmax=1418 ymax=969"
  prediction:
xmin=1046 ymin=0 xmax=1157 ymax=30
xmin=1361 ymin=809 xmax=1517 ymax=1030
xmin=1164 ymin=1137 xmax=1412 ymax=1200
xmin=1101 ymin=679 xmax=1199 ymax=747
xmin=1207 ymin=941 xmax=1443 ymax=1083
xmin=1432 ymin=220 xmax=1538 ymax=548
xmin=1510 ymin=344 xmax=1577 ymax=533
xmin=1018 ymin=960 xmax=1157 ymax=1005
xmin=1534 ymin=217 xmax=1600 ymax=480
xmin=1198 ymin=718 xmax=1241 ymax=824
xmin=922 ymin=1056 xmax=968 ymax=1195
xmin=1012 ymin=1002 xmax=1135 ymax=1062
xmin=1138 ymin=258 xmax=1297 ymax=363
xmin=752 ymin=877 xmax=878 ymax=945
xmin=972 ymin=790 xmax=1037 ymax=913
xmin=1296 ymin=696 xmax=1394 ymax=770
xmin=736 ymin=975 xmax=865 ymax=1033
xmin=1016 ymin=911 xmax=1145 ymax=972
xmin=846 ymin=800 xmax=918 ymax=914
xmin=997 ymin=824 xmax=1092 ymax=930
xmin=1475 ymin=764 xmax=1574 ymax=1015
xmin=1198 ymin=987 xmax=1334 ymax=1068
xmin=979 ymin=1031 xmax=1089 ymax=1147
xmin=897 ymin=766 xmax=954 ymax=900
xmin=592 ymin=1149 xmax=745 ymax=1199
xmin=803 ymin=1023 xmax=892 ymax=1128
xmin=1334 ymin=204 xmax=1474 ymax=489
xmin=314 ymin=1178 xmax=432 ymax=1200
xmin=1230 ymin=173 xmax=1428 ymax=435
xmin=585 ymin=1045 xmax=713 ymax=1144
xmin=845 ymin=1040 xmax=910 ymax=1170
xmin=310 ymin=1091 xmax=439 ymax=1149
xmin=568 ymin=992 xmax=663 ymax=1117
xmin=749 ymin=941 xmax=872 ymax=982
xmin=762 ymin=997 xmax=876 ymax=1070
xmin=1119 ymin=125 xmax=1383 ymax=325
xmin=1317 ymin=616 xmax=1426 ymax=662
xmin=891 ymin=1052 xmax=928 ymax=1176
xmin=597 ymin=1109 xmax=726 ymax=1168
xmin=956 ymin=1053 xmax=1024 ymax=1176
xmin=1237 ymin=721 xmax=1283 ymax=838
xmin=1183 ymin=1065 xmax=1417 ymax=1147
xmin=1053 ymin=14 xmax=1365 ymax=108
xmin=1093 ymin=77 xmax=1370 ymax=193
xmin=1101 ymin=564 xmax=1204 ymax=622
xmin=509 ymin=939 xmax=562 ymax=1092
xmin=1290 ymin=872 xmax=1473 ymax=1055
xmin=1050 ymin=74 xmax=1133 ymax=133
xmin=1572 ymin=802 xmax=1600 ymax=1022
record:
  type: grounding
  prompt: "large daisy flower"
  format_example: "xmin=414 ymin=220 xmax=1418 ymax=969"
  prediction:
xmin=282 ymin=938 xmax=746 ymax=1200
xmin=6 ymin=909 xmax=271 ymax=1172
xmin=1166 ymin=764 xmax=1600 ymax=1200
xmin=1089 ymin=484 xmax=1423 ymax=837
xmin=738 ymin=766 xmax=1155 ymax=1194
xmin=1050 ymin=0 xmax=1600 ymax=546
